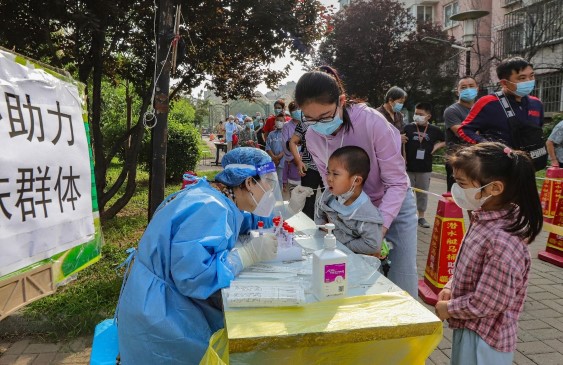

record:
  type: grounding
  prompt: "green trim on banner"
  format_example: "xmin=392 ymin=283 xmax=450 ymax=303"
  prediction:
xmin=84 ymin=122 xmax=99 ymax=212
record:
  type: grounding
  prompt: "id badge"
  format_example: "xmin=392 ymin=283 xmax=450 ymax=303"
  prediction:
xmin=416 ymin=149 xmax=425 ymax=160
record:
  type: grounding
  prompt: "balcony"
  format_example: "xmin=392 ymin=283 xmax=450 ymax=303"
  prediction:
xmin=496 ymin=0 xmax=563 ymax=58
xmin=502 ymin=0 xmax=521 ymax=7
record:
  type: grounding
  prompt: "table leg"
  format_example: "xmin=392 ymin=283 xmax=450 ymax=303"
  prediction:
xmin=215 ymin=146 xmax=220 ymax=166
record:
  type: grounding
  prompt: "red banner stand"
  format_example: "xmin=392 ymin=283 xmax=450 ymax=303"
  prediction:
xmin=418 ymin=192 xmax=466 ymax=305
xmin=539 ymin=194 xmax=563 ymax=268
xmin=540 ymin=167 xmax=563 ymax=224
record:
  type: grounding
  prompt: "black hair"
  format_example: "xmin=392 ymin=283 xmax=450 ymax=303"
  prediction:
xmin=415 ymin=102 xmax=432 ymax=115
xmin=288 ymin=100 xmax=298 ymax=112
xmin=457 ymin=75 xmax=477 ymax=86
xmin=384 ymin=86 xmax=407 ymax=103
xmin=448 ymin=142 xmax=542 ymax=242
xmin=275 ymin=112 xmax=286 ymax=119
xmin=329 ymin=146 xmax=370 ymax=184
xmin=496 ymin=57 xmax=533 ymax=80
xmin=295 ymin=65 xmax=360 ymax=133
xmin=274 ymin=99 xmax=285 ymax=109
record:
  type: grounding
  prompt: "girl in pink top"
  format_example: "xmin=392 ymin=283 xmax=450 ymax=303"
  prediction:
xmin=295 ymin=66 xmax=419 ymax=297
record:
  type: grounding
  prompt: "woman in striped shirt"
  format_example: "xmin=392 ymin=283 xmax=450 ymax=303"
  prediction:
xmin=288 ymin=114 xmax=324 ymax=220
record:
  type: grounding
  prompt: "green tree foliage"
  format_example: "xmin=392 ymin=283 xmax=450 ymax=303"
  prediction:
xmin=139 ymin=118 xmax=202 ymax=181
xmin=316 ymin=0 xmax=458 ymax=118
xmin=192 ymin=98 xmax=211 ymax=127
xmin=0 ymin=0 xmax=332 ymax=220
xmin=169 ymin=98 xmax=196 ymax=125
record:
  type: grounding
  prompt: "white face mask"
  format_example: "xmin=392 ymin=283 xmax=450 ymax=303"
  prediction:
xmin=413 ymin=115 xmax=427 ymax=125
xmin=451 ymin=182 xmax=492 ymax=211
xmin=336 ymin=177 xmax=357 ymax=204
xmin=275 ymin=120 xmax=284 ymax=129
xmin=249 ymin=179 xmax=276 ymax=217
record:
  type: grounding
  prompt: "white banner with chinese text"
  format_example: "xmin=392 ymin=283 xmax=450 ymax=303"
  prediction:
xmin=0 ymin=50 xmax=94 ymax=276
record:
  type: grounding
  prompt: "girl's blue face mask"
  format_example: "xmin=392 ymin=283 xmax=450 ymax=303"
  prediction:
xmin=392 ymin=102 xmax=403 ymax=112
xmin=291 ymin=110 xmax=303 ymax=121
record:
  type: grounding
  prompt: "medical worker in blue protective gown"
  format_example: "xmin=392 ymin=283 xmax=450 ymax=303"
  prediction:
xmin=116 ymin=148 xmax=312 ymax=365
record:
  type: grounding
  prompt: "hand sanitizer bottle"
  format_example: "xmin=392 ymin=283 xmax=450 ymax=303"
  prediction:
xmin=312 ymin=223 xmax=348 ymax=300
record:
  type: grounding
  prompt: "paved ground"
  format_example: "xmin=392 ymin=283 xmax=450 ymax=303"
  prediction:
xmin=1 ymin=143 xmax=563 ymax=364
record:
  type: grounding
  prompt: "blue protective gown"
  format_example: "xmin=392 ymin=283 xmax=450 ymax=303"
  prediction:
xmin=117 ymin=179 xmax=270 ymax=365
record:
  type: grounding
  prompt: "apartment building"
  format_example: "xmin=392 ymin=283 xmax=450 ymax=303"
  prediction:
xmin=338 ymin=0 xmax=563 ymax=115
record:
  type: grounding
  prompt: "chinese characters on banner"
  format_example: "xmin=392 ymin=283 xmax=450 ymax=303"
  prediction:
xmin=539 ymin=168 xmax=563 ymax=222
xmin=546 ymin=194 xmax=563 ymax=254
xmin=424 ymin=218 xmax=465 ymax=289
xmin=0 ymin=50 xmax=94 ymax=277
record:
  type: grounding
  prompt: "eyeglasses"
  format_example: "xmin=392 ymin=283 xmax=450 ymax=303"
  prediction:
xmin=301 ymin=105 xmax=338 ymax=125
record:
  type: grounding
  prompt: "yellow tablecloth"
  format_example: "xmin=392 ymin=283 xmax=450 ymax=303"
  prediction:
xmin=202 ymin=291 xmax=442 ymax=365
xmin=201 ymin=212 xmax=443 ymax=364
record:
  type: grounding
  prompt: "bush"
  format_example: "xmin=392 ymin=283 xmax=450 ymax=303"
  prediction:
xmin=166 ymin=119 xmax=202 ymax=181
xmin=138 ymin=117 xmax=202 ymax=182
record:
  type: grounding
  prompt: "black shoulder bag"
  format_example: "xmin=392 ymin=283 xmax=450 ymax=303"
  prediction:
xmin=495 ymin=91 xmax=547 ymax=171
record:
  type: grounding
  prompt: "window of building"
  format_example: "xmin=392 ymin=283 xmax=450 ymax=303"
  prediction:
xmin=443 ymin=1 xmax=459 ymax=29
xmin=534 ymin=72 xmax=563 ymax=114
xmin=543 ymin=0 xmax=563 ymax=44
xmin=498 ymin=23 xmax=525 ymax=57
xmin=416 ymin=6 xmax=433 ymax=23
xmin=504 ymin=0 xmax=521 ymax=6
xmin=496 ymin=0 xmax=562 ymax=59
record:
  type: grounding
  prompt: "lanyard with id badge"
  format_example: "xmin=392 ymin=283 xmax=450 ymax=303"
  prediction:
xmin=415 ymin=123 xmax=428 ymax=160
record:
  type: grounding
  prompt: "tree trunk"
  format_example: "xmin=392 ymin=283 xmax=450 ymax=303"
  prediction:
xmin=148 ymin=0 xmax=175 ymax=220
xmin=100 ymin=93 xmax=150 ymax=221
xmin=126 ymin=80 xmax=132 ymax=149
xmin=90 ymin=28 xmax=108 ymax=212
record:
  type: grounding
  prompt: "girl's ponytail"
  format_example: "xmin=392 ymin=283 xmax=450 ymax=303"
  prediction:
xmin=506 ymin=149 xmax=543 ymax=242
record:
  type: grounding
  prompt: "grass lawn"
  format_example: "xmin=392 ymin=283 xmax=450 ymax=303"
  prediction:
xmin=19 ymin=159 xmax=220 ymax=341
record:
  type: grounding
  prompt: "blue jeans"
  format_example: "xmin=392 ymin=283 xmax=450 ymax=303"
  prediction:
xmin=385 ymin=189 xmax=418 ymax=298
xmin=451 ymin=328 xmax=514 ymax=365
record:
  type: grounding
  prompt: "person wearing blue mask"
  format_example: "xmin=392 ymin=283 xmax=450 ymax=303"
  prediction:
xmin=376 ymin=86 xmax=408 ymax=144
xmin=458 ymin=57 xmax=545 ymax=161
xmin=224 ymin=116 xmax=238 ymax=151
xmin=266 ymin=113 xmax=287 ymax=190
xmin=443 ymin=76 xmax=479 ymax=191
xmin=315 ymin=146 xmax=391 ymax=260
xmin=117 ymin=148 xmax=289 ymax=365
